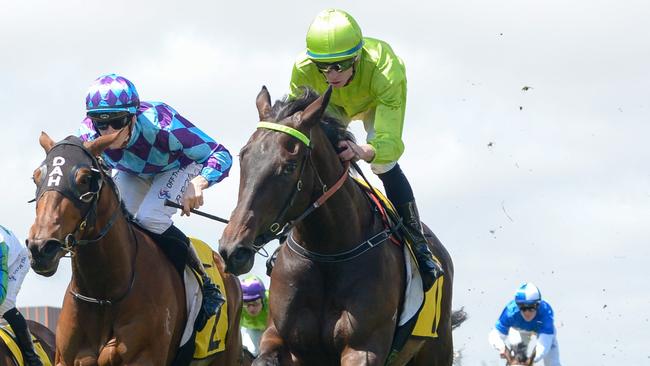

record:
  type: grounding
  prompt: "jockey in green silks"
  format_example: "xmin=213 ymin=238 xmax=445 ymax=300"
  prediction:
xmin=288 ymin=9 xmax=443 ymax=291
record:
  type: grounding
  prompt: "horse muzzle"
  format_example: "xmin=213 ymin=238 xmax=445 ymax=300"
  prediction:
xmin=218 ymin=244 xmax=255 ymax=276
xmin=26 ymin=238 xmax=64 ymax=276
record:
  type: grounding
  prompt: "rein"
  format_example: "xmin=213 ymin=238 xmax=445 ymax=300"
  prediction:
xmin=34 ymin=139 xmax=137 ymax=305
xmin=253 ymin=121 xmax=391 ymax=263
xmin=69 ymin=226 xmax=139 ymax=306
xmin=252 ymin=121 xmax=350 ymax=250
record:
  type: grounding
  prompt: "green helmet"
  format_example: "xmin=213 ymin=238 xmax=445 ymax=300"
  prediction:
xmin=306 ymin=9 xmax=364 ymax=62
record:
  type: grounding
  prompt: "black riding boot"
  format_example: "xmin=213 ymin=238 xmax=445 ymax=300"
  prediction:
xmin=187 ymin=243 xmax=226 ymax=326
xmin=161 ymin=225 xmax=226 ymax=330
xmin=395 ymin=201 xmax=444 ymax=292
xmin=3 ymin=308 xmax=42 ymax=366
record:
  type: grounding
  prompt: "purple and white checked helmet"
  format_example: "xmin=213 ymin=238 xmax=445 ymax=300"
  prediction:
xmin=85 ymin=73 xmax=140 ymax=114
xmin=241 ymin=275 xmax=265 ymax=302
xmin=514 ymin=282 xmax=542 ymax=305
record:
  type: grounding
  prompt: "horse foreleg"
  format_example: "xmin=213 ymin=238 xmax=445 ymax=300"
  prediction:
xmin=253 ymin=324 xmax=290 ymax=366
xmin=339 ymin=328 xmax=394 ymax=366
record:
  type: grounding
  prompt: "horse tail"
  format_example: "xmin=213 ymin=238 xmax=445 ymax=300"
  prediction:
xmin=451 ymin=307 xmax=468 ymax=330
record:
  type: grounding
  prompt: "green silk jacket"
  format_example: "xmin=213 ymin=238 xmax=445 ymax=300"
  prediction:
xmin=290 ymin=37 xmax=407 ymax=165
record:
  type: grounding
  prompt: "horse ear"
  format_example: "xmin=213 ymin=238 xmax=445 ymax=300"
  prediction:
xmin=298 ymin=85 xmax=332 ymax=127
xmin=256 ymin=86 xmax=272 ymax=121
xmin=39 ymin=132 xmax=55 ymax=153
xmin=84 ymin=127 xmax=129 ymax=156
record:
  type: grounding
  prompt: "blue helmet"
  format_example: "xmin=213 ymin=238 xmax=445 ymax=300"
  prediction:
xmin=514 ymin=282 xmax=542 ymax=305
xmin=85 ymin=73 xmax=140 ymax=114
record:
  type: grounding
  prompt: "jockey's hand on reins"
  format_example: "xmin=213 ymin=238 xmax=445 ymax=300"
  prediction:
xmin=337 ymin=140 xmax=359 ymax=162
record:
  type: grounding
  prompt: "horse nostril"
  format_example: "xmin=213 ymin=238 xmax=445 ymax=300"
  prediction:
xmin=232 ymin=247 xmax=253 ymax=264
xmin=220 ymin=246 xmax=255 ymax=275
xmin=42 ymin=239 xmax=63 ymax=257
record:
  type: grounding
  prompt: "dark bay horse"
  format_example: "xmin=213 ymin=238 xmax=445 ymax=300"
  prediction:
xmin=26 ymin=132 xmax=243 ymax=365
xmin=219 ymin=87 xmax=457 ymax=365
xmin=0 ymin=320 xmax=55 ymax=365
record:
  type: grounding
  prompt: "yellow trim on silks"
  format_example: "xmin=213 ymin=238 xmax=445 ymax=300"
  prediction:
xmin=412 ymin=276 xmax=445 ymax=338
xmin=190 ymin=238 xmax=229 ymax=359
xmin=0 ymin=325 xmax=52 ymax=366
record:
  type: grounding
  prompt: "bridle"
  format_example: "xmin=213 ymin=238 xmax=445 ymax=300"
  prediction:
xmin=251 ymin=122 xmax=392 ymax=263
xmin=32 ymin=138 xmax=137 ymax=305
xmin=251 ymin=121 xmax=350 ymax=250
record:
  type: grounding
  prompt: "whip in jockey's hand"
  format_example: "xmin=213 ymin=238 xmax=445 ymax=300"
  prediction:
xmin=78 ymin=73 xmax=231 ymax=329
xmin=182 ymin=175 xmax=209 ymax=216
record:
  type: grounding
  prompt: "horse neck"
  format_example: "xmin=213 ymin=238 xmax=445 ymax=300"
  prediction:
xmin=71 ymin=185 xmax=135 ymax=299
xmin=293 ymin=131 xmax=379 ymax=252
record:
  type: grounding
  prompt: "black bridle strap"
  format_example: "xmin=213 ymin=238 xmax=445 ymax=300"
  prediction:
xmin=64 ymin=204 xmax=121 ymax=248
xmin=286 ymin=228 xmax=390 ymax=263
xmin=252 ymin=160 xmax=350 ymax=249
xmin=285 ymin=160 xmax=350 ymax=226
xmin=35 ymin=139 xmax=137 ymax=305
xmin=69 ymin=225 xmax=139 ymax=306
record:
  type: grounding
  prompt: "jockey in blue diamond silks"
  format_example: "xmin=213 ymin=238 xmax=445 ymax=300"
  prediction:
xmin=77 ymin=73 xmax=232 ymax=326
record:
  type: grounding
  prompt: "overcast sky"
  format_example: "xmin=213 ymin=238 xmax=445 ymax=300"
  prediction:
xmin=2 ymin=0 xmax=649 ymax=364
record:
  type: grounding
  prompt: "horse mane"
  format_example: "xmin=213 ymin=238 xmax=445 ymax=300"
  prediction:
xmin=512 ymin=342 xmax=529 ymax=362
xmin=272 ymin=87 xmax=355 ymax=149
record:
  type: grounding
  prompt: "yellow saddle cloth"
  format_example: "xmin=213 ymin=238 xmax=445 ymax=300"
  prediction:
xmin=189 ymin=238 xmax=230 ymax=360
xmin=352 ymin=178 xmax=445 ymax=339
xmin=0 ymin=325 xmax=52 ymax=366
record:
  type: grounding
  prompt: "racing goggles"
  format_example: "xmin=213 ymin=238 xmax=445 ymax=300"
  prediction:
xmin=518 ymin=304 xmax=538 ymax=312
xmin=314 ymin=56 xmax=358 ymax=73
xmin=88 ymin=112 xmax=132 ymax=131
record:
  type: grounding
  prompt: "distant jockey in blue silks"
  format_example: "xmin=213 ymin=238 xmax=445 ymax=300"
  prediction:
xmin=488 ymin=282 xmax=562 ymax=365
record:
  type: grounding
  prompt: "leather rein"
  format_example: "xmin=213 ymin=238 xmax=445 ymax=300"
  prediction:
xmin=253 ymin=122 xmax=390 ymax=263
xmin=33 ymin=139 xmax=137 ymax=305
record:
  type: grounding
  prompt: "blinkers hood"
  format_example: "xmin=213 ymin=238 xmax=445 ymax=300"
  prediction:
xmin=34 ymin=136 xmax=105 ymax=208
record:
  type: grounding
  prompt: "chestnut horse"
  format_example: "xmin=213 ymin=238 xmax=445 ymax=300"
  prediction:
xmin=219 ymin=87 xmax=457 ymax=365
xmin=0 ymin=320 xmax=55 ymax=365
xmin=26 ymin=132 xmax=242 ymax=365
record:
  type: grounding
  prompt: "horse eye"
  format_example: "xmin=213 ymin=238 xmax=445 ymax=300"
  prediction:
xmin=76 ymin=170 xmax=94 ymax=186
xmin=282 ymin=162 xmax=297 ymax=175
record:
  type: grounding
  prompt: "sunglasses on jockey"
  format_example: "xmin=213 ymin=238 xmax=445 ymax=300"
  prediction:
xmin=313 ymin=56 xmax=358 ymax=73
xmin=518 ymin=303 xmax=538 ymax=312
xmin=88 ymin=112 xmax=133 ymax=131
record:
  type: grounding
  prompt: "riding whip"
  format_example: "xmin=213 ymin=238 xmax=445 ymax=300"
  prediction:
xmin=164 ymin=199 xmax=229 ymax=224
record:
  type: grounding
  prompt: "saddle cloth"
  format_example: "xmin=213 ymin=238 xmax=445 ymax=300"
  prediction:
xmin=180 ymin=238 xmax=229 ymax=360
xmin=352 ymin=178 xmax=445 ymax=338
xmin=0 ymin=325 xmax=51 ymax=366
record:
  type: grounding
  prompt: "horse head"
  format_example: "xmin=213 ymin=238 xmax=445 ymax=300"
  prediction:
xmin=26 ymin=130 xmax=126 ymax=276
xmin=505 ymin=343 xmax=535 ymax=365
xmin=219 ymin=86 xmax=341 ymax=275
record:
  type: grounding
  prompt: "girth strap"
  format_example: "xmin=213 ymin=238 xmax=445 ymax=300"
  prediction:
xmin=285 ymin=229 xmax=390 ymax=263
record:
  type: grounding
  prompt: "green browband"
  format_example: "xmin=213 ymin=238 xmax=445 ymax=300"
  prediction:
xmin=257 ymin=121 xmax=311 ymax=147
